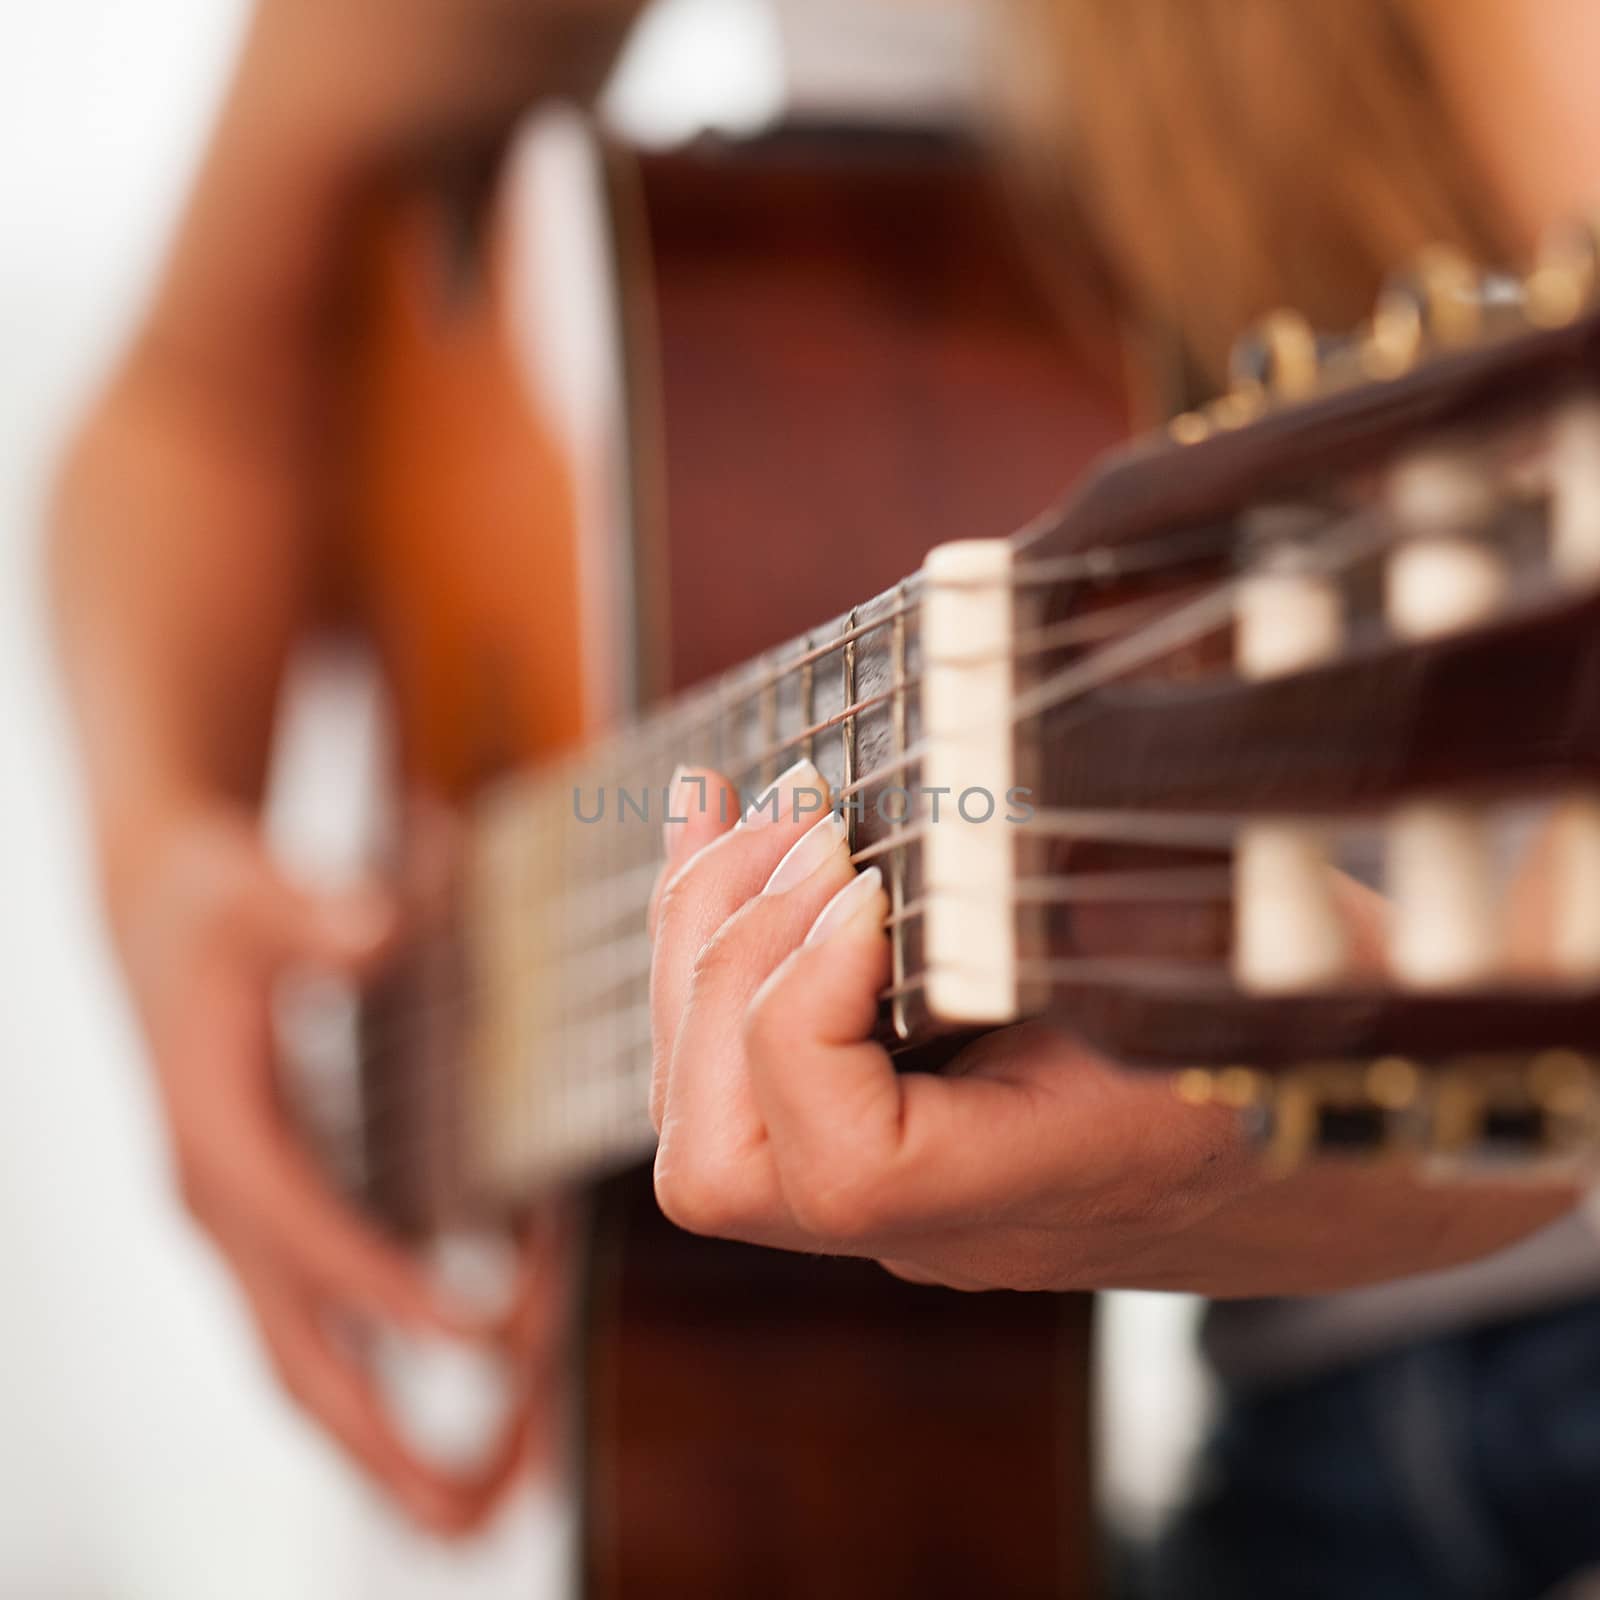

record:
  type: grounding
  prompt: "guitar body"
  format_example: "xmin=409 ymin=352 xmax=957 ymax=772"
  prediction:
xmin=347 ymin=113 xmax=1124 ymax=1597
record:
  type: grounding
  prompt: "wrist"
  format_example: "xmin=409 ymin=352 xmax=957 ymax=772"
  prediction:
xmin=95 ymin=787 xmax=254 ymax=957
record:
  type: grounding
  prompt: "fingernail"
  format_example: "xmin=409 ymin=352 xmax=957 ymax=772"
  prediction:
xmin=762 ymin=811 xmax=849 ymax=894
xmin=662 ymin=764 xmax=703 ymax=854
xmin=742 ymin=758 xmax=827 ymax=829
xmin=805 ymin=867 xmax=887 ymax=944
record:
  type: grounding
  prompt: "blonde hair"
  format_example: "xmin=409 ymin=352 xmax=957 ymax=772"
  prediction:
xmin=1002 ymin=0 xmax=1513 ymax=408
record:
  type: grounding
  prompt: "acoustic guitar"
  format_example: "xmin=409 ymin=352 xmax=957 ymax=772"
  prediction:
xmin=339 ymin=106 xmax=1600 ymax=1596
xmin=343 ymin=112 xmax=1122 ymax=1598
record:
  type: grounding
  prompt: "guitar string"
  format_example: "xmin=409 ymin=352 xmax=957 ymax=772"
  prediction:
xmin=502 ymin=537 xmax=1226 ymax=789
xmin=449 ymin=586 xmax=1195 ymax=923
xmin=341 ymin=949 xmax=1256 ymax=1189
xmin=334 ymin=865 xmax=1237 ymax=1132
xmin=344 ymin=508 xmax=1385 ymax=1177
xmin=311 ymin=556 xmax=1259 ymax=1087
xmin=337 ymin=799 xmax=1253 ymax=1182
xmin=348 ymin=823 xmax=1243 ymax=1072
xmin=321 ymin=512 xmax=1363 ymax=1152
xmin=305 ymin=510 xmax=1393 ymax=1186
xmin=331 ymin=573 xmax=1225 ymax=1052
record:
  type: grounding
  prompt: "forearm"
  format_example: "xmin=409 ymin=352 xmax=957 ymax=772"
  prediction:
xmin=52 ymin=0 xmax=641 ymax=908
xmin=52 ymin=351 xmax=317 ymax=892
xmin=1104 ymin=1143 xmax=1578 ymax=1299
xmin=139 ymin=0 xmax=642 ymax=375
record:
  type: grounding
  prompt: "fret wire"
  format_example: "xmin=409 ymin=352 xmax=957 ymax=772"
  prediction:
xmin=714 ymin=676 xmax=730 ymax=770
xmin=537 ymin=582 xmax=1216 ymax=818
xmin=463 ymin=556 xmax=1262 ymax=1118
xmin=837 ymin=745 xmax=923 ymax=804
xmin=375 ymin=539 xmax=1280 ymax=1191
xmin=369 ymin=534 xmax=1319 ymax=1201
xmin=532 ymin=787 xmax=555 ymax=1175
xmin=754 ymin=599 xmax=916 ymax=689
xmin=888 ymin=586 xmax=910 ymax=1039
xmin=842 ymin=608 xmax=859 ymax=850
xmin=359 ymin=852 xmax=1237 ymax=1130
xmin=738 ymin=681 xmax=897 ymax=784
xmin=526 ymin=792 xmax=548 ymax=1179
xmin=373 ymin=807 xmax=1252 ymax=1057
xmin=541 ymin=861 xmax=662 ymax=941
xmin=557 ymin=780 xmax=578 ymax=1165
xmin=549 ymin=791 xmax=937 ymax=931
xmin=675 ymin=541 xmax=1203 ymax=743
xmin=555 ymin=606 xmax=1163 ymax=800
xmin=522 ymin=534 xmax=1230 ymax=813
xmin=760 ymin=663 xmax=779 ymax=788
xmin=801 ymin=653 xmax=816 ymax=764
xmin=604 ymin=771 xmax=622 ymax=1155
xmin=554 ymin=599 xmax=1170 ymax=837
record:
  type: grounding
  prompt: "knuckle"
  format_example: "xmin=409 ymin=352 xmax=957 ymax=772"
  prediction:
xmin=686 ymin=923 xmax=748 ymax=994
xmin=653 ymin=1147 xmax=757 ymax=1238
xmin=650 ymin=870 xmax=699 ymax=948
xmin=739 ymin=983 xmax=793 ymax=1064
xmin=786 ymin=1168 xmax=884 ymax=1246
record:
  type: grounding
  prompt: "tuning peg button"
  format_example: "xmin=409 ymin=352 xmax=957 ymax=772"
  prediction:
xmin=1233 ymin=509 xmax=1348 ymax=993
xmin=1392 ymin=246 xmax=1483 ymax=347
xmin=1525 ymin=217 xmax=1600 ymax=327
xmin=1383 ymin=449 xmax=1504 ymax=638
xmin=1549 ymin=398 xmax=1600 ymax=583
xmin=1544 ymin=399 xmax=1600 ymax=981
xmin=1383 ymin=449 xmax=1507 ymax=990
xmin=1229 ymin=310 xmax=1320 ymax=403
xmin=1363 ymin=246 xmax=1483 ymax=377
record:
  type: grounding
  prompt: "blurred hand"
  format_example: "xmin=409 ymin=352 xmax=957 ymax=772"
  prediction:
xmin=111 ymin=805 xmax=561 ymax=1535
xmin=648 ymin=764 xmax=1573 ymax=1297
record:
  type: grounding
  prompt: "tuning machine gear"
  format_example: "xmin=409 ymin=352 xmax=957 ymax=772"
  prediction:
xmin=1525 ymin=216 xmax=1600 ymax=327
xmin=1364 ymin=245 xmax=1481 ymax=377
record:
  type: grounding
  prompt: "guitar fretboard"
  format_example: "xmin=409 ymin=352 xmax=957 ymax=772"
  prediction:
xmin=467 ymin=575 xmax=931 ymax=1197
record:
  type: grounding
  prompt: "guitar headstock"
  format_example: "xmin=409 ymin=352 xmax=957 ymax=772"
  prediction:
xmin=909 ymin=222 xmax=1600 ymax=1176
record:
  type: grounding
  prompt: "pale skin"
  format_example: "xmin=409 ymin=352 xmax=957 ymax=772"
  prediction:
xmin=648 ymin=766 xmax=1572 ymax=1294
xmin=49 ymin=0 xmax=1598 ymax=1535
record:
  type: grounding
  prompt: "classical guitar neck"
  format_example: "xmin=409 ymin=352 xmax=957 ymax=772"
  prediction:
xmin=458 ymin=244 xmax=1600 ymax=1211
xmin=463 ymin=538 xmax=1042 ymax=1196
xmin=361 ymin=212 xmax=1600 ymax=1228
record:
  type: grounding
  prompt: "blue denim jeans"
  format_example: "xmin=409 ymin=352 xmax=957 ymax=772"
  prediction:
xmin=1150 ymin=1296 xmax=1600 ymax=1599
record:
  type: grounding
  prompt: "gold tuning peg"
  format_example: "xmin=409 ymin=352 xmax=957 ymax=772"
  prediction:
xmin=1365 ymin=244 xmax=1481 ymax=377
xmin=1525 ymin=216 xmax=1600 ymax=327
xmin=1229 ymin=310 xmax=1320 ymax=403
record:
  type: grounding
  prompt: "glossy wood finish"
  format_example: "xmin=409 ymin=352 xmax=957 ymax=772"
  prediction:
xmin=1022 ymin=296 xmax=1600 ymax=568
xmin=577 ymin=134 xmax=1119 ymax=1600
xmin=635 ymin=132 xmax=1125 ymax=692
xmin=346 ymin=179 xmax=589 ymax=797
xmin=582 ymin=1178 xmax=1096 ymax=1600
xmin=1040 ymin=582 xmax=1600 ymax=817
xmin=347 ymin=127 xmax=1124 ymax=1598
